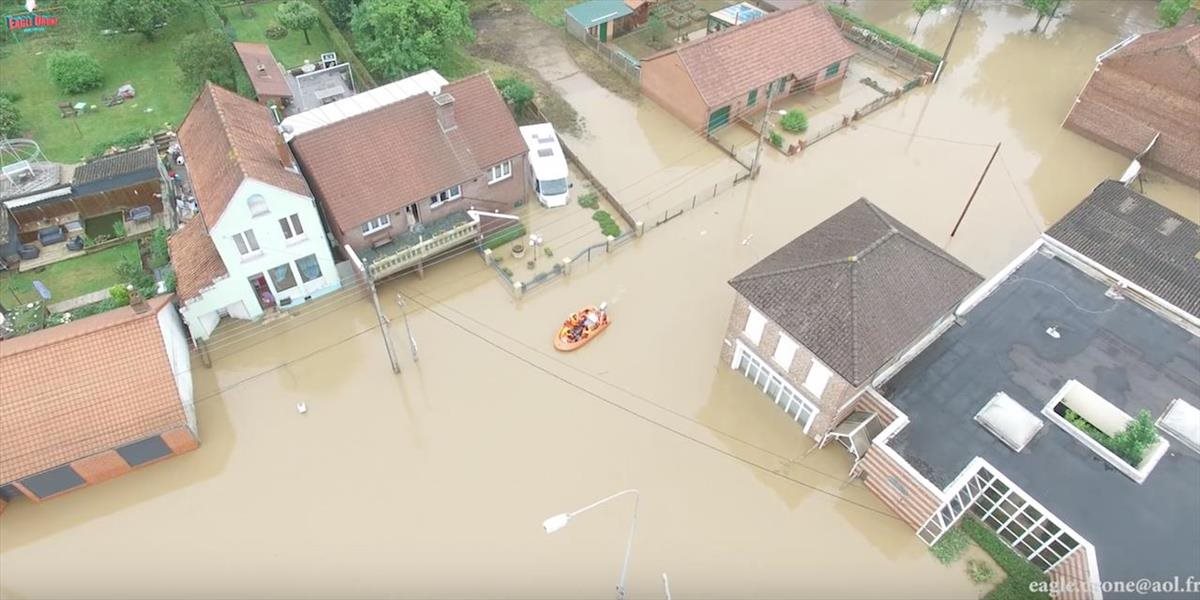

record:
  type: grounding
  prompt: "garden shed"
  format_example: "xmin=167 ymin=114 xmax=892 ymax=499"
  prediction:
xmin=565 ymin=0 xmax=636 ymax=42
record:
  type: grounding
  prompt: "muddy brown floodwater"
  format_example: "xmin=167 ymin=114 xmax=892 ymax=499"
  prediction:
xmin=2 ymin=1 xmax=1197 ymax=598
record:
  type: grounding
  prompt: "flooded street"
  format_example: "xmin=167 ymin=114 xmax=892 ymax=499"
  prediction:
xmin=2 ymin=1 xmax=1198 ymax=598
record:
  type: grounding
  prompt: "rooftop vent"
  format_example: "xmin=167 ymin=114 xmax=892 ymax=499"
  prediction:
xmin=1118 ymin=196 xmax=1138 ymax=213
xmin=1158 ymin=217 xmax=1181 ymax=236
xmin=256 ymin=61 xmax=266 ymax=73
xmin=975 ymin=392 xmax=1044 ymax=452
xmin=1158 ymin=399 xmax=1199 ymax=454
xmin=536 ymin=148 xmax=554 ymax=158
xmin=433 ymin=93 xmax=455 ymax=106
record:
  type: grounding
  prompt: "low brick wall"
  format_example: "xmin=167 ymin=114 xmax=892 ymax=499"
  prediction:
xmin=859 ymin=444 xmax=942 ymax=530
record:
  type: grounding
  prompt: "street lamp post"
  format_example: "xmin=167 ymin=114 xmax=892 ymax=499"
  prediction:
xmin=542 ymin=489 xmax=640 ymax=600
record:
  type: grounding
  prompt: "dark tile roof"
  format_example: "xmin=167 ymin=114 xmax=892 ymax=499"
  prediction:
xmin=167 ymin=221 xmax=227 ymax=302
xmin=729 ymin=199 xmax=982 ymax=385
xmin=72 ymin=146 xmax=160 ymax=198
xmin=178 ymin=83 xmax=312 ymax=230
xmin=1046 ymin=180 xmax=1200 ymax=318
xmin=644 ymin=3 xmax=856 ymax=107
xmin=289 ymin=73 xmax=526 ymax=235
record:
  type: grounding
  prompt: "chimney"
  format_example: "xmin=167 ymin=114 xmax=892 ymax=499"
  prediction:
xmin=434 ymin=93 xmax=457 ymax=132
xmin=274 ymin=125 xmax=296 ymax=171
xmin=128 ymin=285 xmax=148 ymax=314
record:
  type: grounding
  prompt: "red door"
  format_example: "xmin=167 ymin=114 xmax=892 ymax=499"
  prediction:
xmin=248 ymin=274 xmax=275 ymax=309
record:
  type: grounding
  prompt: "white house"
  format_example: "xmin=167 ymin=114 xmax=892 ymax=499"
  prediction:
xmin=168 ymin=83 xmax=340 ymax=340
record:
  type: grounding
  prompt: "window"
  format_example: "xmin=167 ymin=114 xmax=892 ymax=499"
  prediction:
xmin=361 ymin=214 xmax=391 ymax=235
xmin=116 ymin=436 xmax=172 ymax=467
xmin=743 ymin=307 xmax=767 ymax=344
xmin=429 ymin=185 xmax=462 ymax=208
xmin=295 ymin=254 xmax=322 ymax=283
xmin=733 ymin=341 xmax=819 ymax=433
xmin=21 ymin=465 xmax=85 ymax=499
xmin=268 ymin=263 xmax=297 ymax=292
xmin=488 ymin=161 xmax=512 ymax=184
xmin=746 ymin=88 xmax=758 ymax=107
xmin=824 ymin=62 xmax=840 ymax=78
xmin=247 ymin=194 xmax=268 ymax=216
xmin=803 ymin=359 xmax=833 ymax=398
xmin=279 ymin=214 xmax=304 ymax=240
xmin=232 ymin=229 xmax=260 ymax=256
xmin=773 ymin=334 xmax=798 ymax=369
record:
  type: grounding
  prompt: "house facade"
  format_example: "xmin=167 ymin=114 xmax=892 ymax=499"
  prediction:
xmin=0 ymin=296 xmax=197 ymax=511
xmin=288 ymin=71 xmax=527 ymax=256
xmin=641 ymin=4 xmax=856 ymax=133
xmin=169 ymin=83 xmax=340 ymax=340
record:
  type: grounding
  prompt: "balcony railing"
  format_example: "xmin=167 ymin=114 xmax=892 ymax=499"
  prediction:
xmin=367 ymin=219 xmax=480 ymax=278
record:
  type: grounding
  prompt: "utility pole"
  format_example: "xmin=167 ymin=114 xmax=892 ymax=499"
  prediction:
xmin=366 ymin=269 xmax=400 ymax=374
xmin=396 ymin=293 xmax=418 ymax=363
xmin=950 ymin=142 xmax=1000 ymax=238
xmin=934 ymin=0 xmax=968 ymax=83
xmin=750 ymin=84 xmax=776 ymax=179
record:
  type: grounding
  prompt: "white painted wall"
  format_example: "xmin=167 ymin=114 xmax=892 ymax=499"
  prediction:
xmin=179 ymin=178 xmax=341 ymax=340
xmin=157 ymin=303 xmax=197 ymax=435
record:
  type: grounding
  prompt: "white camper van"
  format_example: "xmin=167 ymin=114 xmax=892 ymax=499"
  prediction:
xmin=519 ymin=123 xmax=570 ymax=208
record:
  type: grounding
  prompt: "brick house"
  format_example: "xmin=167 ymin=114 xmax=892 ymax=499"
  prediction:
xmin=0 ymin=295 xmax=197 ymax=512
xmin=1063 ymin=24 xmax=1200 ymax=187
xmin=287 ymin=71 xmax=527 ymax=255
xmin=720 ymin=198 xmax=981 ymax=439
xmin=641 ymin=3 xmax=856 ymax=133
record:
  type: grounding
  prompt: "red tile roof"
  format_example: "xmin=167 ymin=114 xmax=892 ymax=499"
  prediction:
xmin=1065 ymin=25 xmax=1200 ymax=186
xmin=168 ymin=221 xmax=227 ymax=302
xmin=289 ymin=72 xmax=526 ymax=235
xmin=178 ymin=83 xmax=312 ymax=230
xmin=233 ymin=42 xmax=293 ymax=99
xmin=643 ymin=3 xmax=856 ymax=107
xmin=0 ymin=296 xmax=188 ymax=484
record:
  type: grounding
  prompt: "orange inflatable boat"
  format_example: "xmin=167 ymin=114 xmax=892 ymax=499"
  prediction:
xmin=554 ymin=303 xmax=609 ymax=351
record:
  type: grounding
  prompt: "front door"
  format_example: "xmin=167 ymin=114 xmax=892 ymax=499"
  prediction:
xmin=405 ymin=204 xmax=420 ymax=228
xmin=599 ymin=21 xmax=608 ymax=42
xmin=248 ymin=274 xmax=275 ymax=310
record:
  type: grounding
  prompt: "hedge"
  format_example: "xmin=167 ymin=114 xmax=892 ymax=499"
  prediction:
xmin=827 ymin=4 xmax=942 ymax=65
xmin=307 ymin=0 xmax=377 ymax=90
xmin=483 ymin=222 xmax=527 ymax=250
xmin=960 ymin=518 xmax=1049 ymax=600
xmin=199 ymin=0 xmax=256 ymax=99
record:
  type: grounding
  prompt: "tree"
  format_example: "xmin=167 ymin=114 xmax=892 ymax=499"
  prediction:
xmin=911 ymin=0 xmax=949 ymax=36
xmin=1022 ymin=0 xmax=1062 ymax=32
xmin=77 ymin=0 xmax=182 ymax=41
xmin=0 ymin=97 xmax=23 ymax=138
xmin=646 ymin=13 xmax=669 ymax=49
xmin=1157 ymin=0 xmax=1192 ymax=27
xmin=351 ymin=0 xmax=473 ymax=81
xmin=322 ymin=0 xmax=361 ymax=29
xmin=174 ymin=30 xmax=238 ymax=90
xmin=496 ymin=77 xmax=534 ymax=114
xmin=277 ymin=1 xmax=320 ymax=45
xmin=779 ymin=109 xmax=808 ymax=133
xmin=47 ymin=50 xmax=105 ymax=93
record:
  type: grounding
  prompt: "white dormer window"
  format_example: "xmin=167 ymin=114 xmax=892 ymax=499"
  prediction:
xmin=488 ymin=161 xmax=512 ymax=184
xmin=247 ymin=194 xmax=268 ymax=216
xmin=361 ymin=214 xmax=391 ymax=235
xmin=429 ymin=185 xmax=462 ymax=208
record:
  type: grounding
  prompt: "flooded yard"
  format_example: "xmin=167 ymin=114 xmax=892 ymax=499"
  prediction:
xmin=1 ymin=0 xmax=1197 ymax=597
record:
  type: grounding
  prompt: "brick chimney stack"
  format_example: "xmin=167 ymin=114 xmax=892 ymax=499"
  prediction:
xmin=275 ymin=125 xmax=297 ymax=171
xmin=434 ymin=93 xmax=457 ymax=132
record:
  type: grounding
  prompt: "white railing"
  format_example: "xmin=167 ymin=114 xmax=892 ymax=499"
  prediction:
xmin=368 ymin=220 xmax=479 ymax=278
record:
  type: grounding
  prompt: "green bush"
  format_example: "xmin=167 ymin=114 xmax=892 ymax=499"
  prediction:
xmin=108 ymin=284 xmax=131 ymax=306
xmin=577 ymin=192 xmax=600 ymax=210
xmin=47 ymin=50 xmax=105 ymax=94
xmin=593 ymin=210 xmax=621 ymax=237
xmin=0 ymin=96 xmax=23 ymax=138
xmin=780 ymin=109 xmax=808 ymax=133
xmin=967 ymin=559 xmax=996 ymax=584
xmin=112 ymin=220 xmax=126 ymax=238
xmin=827 ymin=4 xmax=942 ymax=65
xmin=265 ymin=21 xmax=289 ymax=39
xmin=930 ymin=526 xmax=969 ymax=565
xmin=483 ymin=222 xmax=527 ymax=250
xmin=1157 ymin=0 xmax=1191 ymax=26
xmin=163 ymin=270 xmax=177 ymax=293
xmin=1063 ymin=407 xmax=1158 ymax=466
xmin=769 ymin=130 xmax=783 ymax=148
xmin=115 ymin=257 xmax=156 ymax=295
xmin=496 ymin=77 xmax=535 ymax=113
xmin=961 ymin=518 xmax=1049 ymax=600
xmin=544 ymin=247 xmax=553 ymax=258
xmin=88 ymin=128 xmax=154 ymax=157
xmin=150 ymin=226 xmax=170 ymax=268
xmin=0 ymin=90 xmax=22 ymax=103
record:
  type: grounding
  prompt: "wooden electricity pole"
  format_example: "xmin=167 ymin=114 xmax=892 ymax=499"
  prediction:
xmin=367 ymin=270 xmax=400 ymax=374
xmin=950 ymin=142 xmax=1001 ymax=238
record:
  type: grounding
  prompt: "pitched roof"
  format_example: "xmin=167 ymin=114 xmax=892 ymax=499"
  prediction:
xmin=0 ymin=295 xmax=188 ymax=484
xmin=72 ymin=146 xmax=160 ymax=198
xmin=233 ymin=42 xmax=293 ymax=99
xmin=178 ymin=83 xmax=312 ymax=230
xmin=644 ymin=3 xmax=856 ymax=107
xmin=565 ymin=0 xmax=633 ymax=25
xmin=1046 ymin=179 xmax=1200 ymax=318
xmin=1064 ymin=25 xmax=1200 ymax=186
xmin=167 ymin=221 xmax=227 ymax=302
xmin=289 ymin=72 xmax=526 ymax=234
xmin=729 ymin=199 xmax=982 ymax=386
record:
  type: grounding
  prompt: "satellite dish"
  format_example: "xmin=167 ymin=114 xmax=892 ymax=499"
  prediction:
xmin=32 ymin=280 xmax=50 ymax=301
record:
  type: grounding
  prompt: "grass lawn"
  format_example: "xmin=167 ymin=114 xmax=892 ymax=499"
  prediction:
xmin=435 ymin=46 xmax=483 ymax=80
xmin=0 ymin=5 xmax=207 ymax=163
xmin=521 ymin=0 xmax=565 ymax=27
xmin=0 ymin=241 xmax=139 ymax=304
xmin=222 ymin=0 xmax=337 ymax=69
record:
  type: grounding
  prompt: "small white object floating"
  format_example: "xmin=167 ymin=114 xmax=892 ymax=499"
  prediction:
xmin=296 ymin=402 xmax=308 ymax=414
xmin=741 ymin=234 xmax=754 ymax=245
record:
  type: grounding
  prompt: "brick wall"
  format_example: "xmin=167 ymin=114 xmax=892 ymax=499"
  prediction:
xmin=1048 ymin=546 xmax=1098 ymax=600
xmin=641 ymin=53 xmax=710 ymax=131
xmin=721 ymin=295 xmax=861 ymax=439
xmin=858 ymin=444 xmax=942 ymax=530
xmin=851 ymin=390 xmax=899 ymax=427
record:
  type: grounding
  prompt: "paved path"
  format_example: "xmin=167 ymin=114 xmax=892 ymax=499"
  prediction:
xmin=48 ymin=289 xmax=110 ymax=313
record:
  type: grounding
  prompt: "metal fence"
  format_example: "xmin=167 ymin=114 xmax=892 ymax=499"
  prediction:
xmin=830 ymin=15 xmax=939 ymax=75
xmin=566 ymin=14 xmax=642 ymax=83
xmin=644 ymin=171 xmax=751 ymax=233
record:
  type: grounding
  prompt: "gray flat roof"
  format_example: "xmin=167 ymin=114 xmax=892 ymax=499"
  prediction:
xmin=881 ymin=251 xmax=1200 ymax=585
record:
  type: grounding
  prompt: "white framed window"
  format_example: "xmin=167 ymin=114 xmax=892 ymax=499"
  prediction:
xmin=773 ymin=334 xmax=798 ymax=370
xmin=247 ymin=194 xmax=268 ymax=216
xmin=803 ymin=359 xmax=833 ymax=398
xmin=732 ymin=341 xmax=819 ymax=433
xmin=232 ymin=229 xmax=260 ymax=257
xmin=361 ymin=214 xmax=391 ymax=235
xmin=488 ymin=160 xmax=512 ymax=184
xmin=279 ymin=214 xmax=304 ymax=240
xmin=429 ymin=185 xmax=463 ymax=208
xmin=743 ymin=306 xmax=767 ymax=344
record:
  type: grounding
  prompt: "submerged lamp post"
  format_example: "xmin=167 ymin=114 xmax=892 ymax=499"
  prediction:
xmin=542 ymin=489 xmax=640 ymax=600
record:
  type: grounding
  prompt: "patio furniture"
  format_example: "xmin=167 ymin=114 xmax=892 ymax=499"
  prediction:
xmin=38 ymin=226 xmax=65 ymax=246
xmin=64 ymin=220 xmax=84 ymax=235
xmin=57 ymin=102 xmax=76 ymax=118
xmin=67 ymin=236 xmax=84 ymax=251
xmin=129 ymin=205 xmax=153 ymax=223
xmin=73 ymin=101 xmax=88 ymax=113
xmin=18 ymin=244 xmax=39 ymax=260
